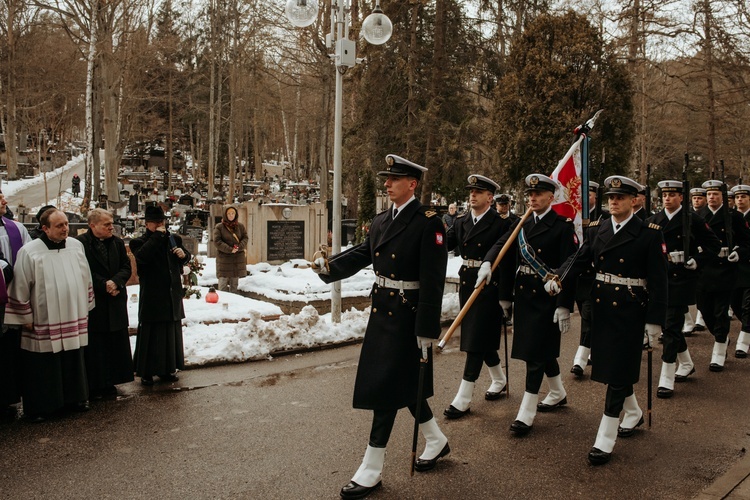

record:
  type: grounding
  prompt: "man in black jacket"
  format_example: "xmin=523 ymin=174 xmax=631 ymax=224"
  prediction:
xmin=129 ymin=205 xmax=191 ymax=386
xmin=313 ymin=155 xmax=449 ymax=499
xmin=478 ymin=174 xmax=578 ymax=437
xmin=647 ymin=181 xmax=720 ymax=398
xmin=78 ymin=208 xmax=134 ymax=398
xmin=443 ymin=174 xmax=511 ymax=420
xmin=550 ymin=175 xmax=668 ymax=465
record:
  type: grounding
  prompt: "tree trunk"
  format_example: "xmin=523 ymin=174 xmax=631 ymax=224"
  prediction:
xmin=421 ymin=0 xmax=446 ymax=204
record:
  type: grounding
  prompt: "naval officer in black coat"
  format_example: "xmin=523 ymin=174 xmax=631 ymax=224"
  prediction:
xmin=313 ymin=154 xmax=449 ymax=499
xmin=731 ymin=184 xmax=750 ymax=358
xmin=551 ymin=175 xmax=668 ymax=465
xmin=478 ymin=173 xmax=578 ymax=437
xmin=443 ymin=174 xmax=512 ymax=420
xmin=647 ymin=180 xmax=720 ymax=398
xmin=696 ymin=180 xmax=750 ymax=372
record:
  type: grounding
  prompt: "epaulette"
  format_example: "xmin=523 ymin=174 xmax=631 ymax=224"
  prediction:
xmin=424 ymin=210 xmax=437 ymax=218
xmin=648 ymin=222 xmax=661 ymax=230
xmin=588 ymin=220 xmax=601 ymax=227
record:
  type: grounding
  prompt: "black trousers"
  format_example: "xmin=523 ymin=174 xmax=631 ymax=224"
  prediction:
xmin=369 ymin=401 xmax=434 ymax=448
xmin=462 ymin=350 xmax=501 ymax=382
xmin=697 ymin=288 xmax=732 ymax=342
xmin=576 ymin=298 xmax=592 ymax=348
xmin=730 ymin=287 xmax=750 ymax=332
xmin=662 ymin=305 xmax=688 ymax=363
xmin=604 ymin=384 xmax=634 ymax=418
xmin=525 ymin=359 xmax=560 ymax=394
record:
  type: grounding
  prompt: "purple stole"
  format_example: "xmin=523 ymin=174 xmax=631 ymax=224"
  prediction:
xmin=0 ymin=219 xmax=24 ymax=304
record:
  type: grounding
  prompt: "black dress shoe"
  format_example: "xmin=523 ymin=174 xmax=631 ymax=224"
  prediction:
xmin=570 ymin=365 xmax=584 ymax=377
xmin=141 ymin=377 xmax=154 ymax=386
xmin=75 ymin=401 xmax=90 ymax=412
xmin=588 ymin=447 xmax=612 ymax=465
xmin=537 ymin=397 xmax=567 ymax=412
xmin=656 ymin=387 xmax=673 ymax=399
xmin=340 ymin=480 xmax=381 ymax=499
xmin=510 ymin=420 xmax=532 ymax=436
xmin=443 ymin=405 xmax=470 ymax=419
xmin=617 ymin=415 xmax=644 ymax=438
xmin=693 ymin=324 xmax=706 ymax=332
xmin=22 ymin=413 xmax=45 ymax=423
xmin=485 ymin=386 xmax=507 ymax=400
xmin=160 ymin=373 xmax=179 ymax=382
xmin=736 ymin=350 xmax=748 ymax=359
xmin=709 ymin=363 xmax=724 ymax=372
xmin=683 ymin=329 xmax=694 ymax=337
xmin=414 ymin=442 xmax=450 ymax=472
xmin=675 ymin=368 xmax=695 ymax=382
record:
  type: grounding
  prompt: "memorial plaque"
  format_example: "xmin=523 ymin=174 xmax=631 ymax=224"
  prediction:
xmin=267 ymin=221 xmax=305 ymax=261
xmin=186 ymin=226 xmax=204 ymax=241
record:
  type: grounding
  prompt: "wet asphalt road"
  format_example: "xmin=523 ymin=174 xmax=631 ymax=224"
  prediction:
xmin=1 ymin=308 xmax=749 ymax=499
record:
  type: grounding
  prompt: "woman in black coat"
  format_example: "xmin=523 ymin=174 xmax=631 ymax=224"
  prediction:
xmin=129 ymin=206 xmax=191 ymax=385
xmin=78 ymin=209 xmax=134 ymax=397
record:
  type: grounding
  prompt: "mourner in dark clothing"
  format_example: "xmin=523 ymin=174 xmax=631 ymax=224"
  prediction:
xmin=130 ymin=205 xmax=191 ymax=386
xmin=478 ymin=174 xmax=578 ymax=437
xmin=78 ymin=208 xmax=134 ymax=398
xmin=696 ymin=180 xmax=750 ymax=372
xmin=213 ymin=205 xmax=248 ymax=293
xmin=647 ymin=181 xmax=720 ymax=398
xmin=551 ymin=175 xmax=668 ymax=465
xmin=313 ymin=154 xmax=449 ymax=499
xmin=443 ymin=175 xmax=511 ymax=420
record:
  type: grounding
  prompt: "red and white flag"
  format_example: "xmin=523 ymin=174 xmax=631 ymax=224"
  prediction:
xmin=550 ymin=134 xmax=584 ymax=244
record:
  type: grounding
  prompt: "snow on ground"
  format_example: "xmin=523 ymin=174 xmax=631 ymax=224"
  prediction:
xmin=129 ymin=257 xmax=461 ymax=368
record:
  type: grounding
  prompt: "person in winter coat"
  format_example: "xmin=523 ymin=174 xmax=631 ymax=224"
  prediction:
xmin=77 ymin=208 xmax=134 ymax=398
xmin=130 ymin=205 xmax=191 ymax=386
xmin=213 ymin=206 xmax=248 ymax=293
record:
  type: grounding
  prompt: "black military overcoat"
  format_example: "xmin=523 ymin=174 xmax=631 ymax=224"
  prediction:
xmin=320 ymin=200 xmax=447 ymax=411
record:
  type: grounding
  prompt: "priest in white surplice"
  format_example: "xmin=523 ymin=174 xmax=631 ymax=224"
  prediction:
xmin=5 ymin=209 xmax=94 ymax=422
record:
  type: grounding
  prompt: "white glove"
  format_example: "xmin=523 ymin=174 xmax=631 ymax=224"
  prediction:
xmin=544 ymin=279 xmax=561 ymax=295
xmin=311 ymin=257 xmax=328 ymax=274
xmin=553 ymin=307 xmax=570 ymax=334
xmin=728 ymin=251 xmax=739 ymax=262
xmin=668 ymin=251 xmax=684 ymax=264
xmin=475 ymin=261 xmax=492 ymax=288
xmin=645 ymin=323 xmax=661 ymax=347
xmin=417 ymin=336 xmax=433 ymax=358
xmin=499 ymin=300 xmax=512 ymax=319
xmin=685 ymin=258 xmax=697 ymax=270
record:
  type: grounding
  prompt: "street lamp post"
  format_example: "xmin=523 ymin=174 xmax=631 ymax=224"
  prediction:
xmin=286 ymin=0 xmax=392 ymax=322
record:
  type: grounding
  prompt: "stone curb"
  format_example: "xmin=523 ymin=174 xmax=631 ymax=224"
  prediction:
xmin=695 ymin=452 xmax=750 ymax=499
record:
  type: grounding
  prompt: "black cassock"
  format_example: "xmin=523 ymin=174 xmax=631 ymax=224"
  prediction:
xmin=320 ymin=200 xmax=447 ymax=411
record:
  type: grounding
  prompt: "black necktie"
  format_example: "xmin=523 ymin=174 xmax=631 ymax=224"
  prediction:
xmin=473 ymin=217 xmax=478 ymax=225
xmin=615 ymin=223 xmax=621 ymax=231
xmin=534 ymin=215 xmax=539 ymax=225
xmin=393 ymin=208 xmax=399 ymax=219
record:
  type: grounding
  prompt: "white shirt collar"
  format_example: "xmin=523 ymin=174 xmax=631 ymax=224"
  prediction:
xmin=471 ymin=206 xmax=492 ymax=224
xmin=709 ymin=204 xmax=723 ymax=215
xmin=393 ymin=196 xmax=416 ymax=217
xmin=665 ymin=205 xmax=682 ymax=220
xmin=534 ymin=205 xmax=553 ymax=221
xmin=612 ymin=213 xmax=635 ymax=233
